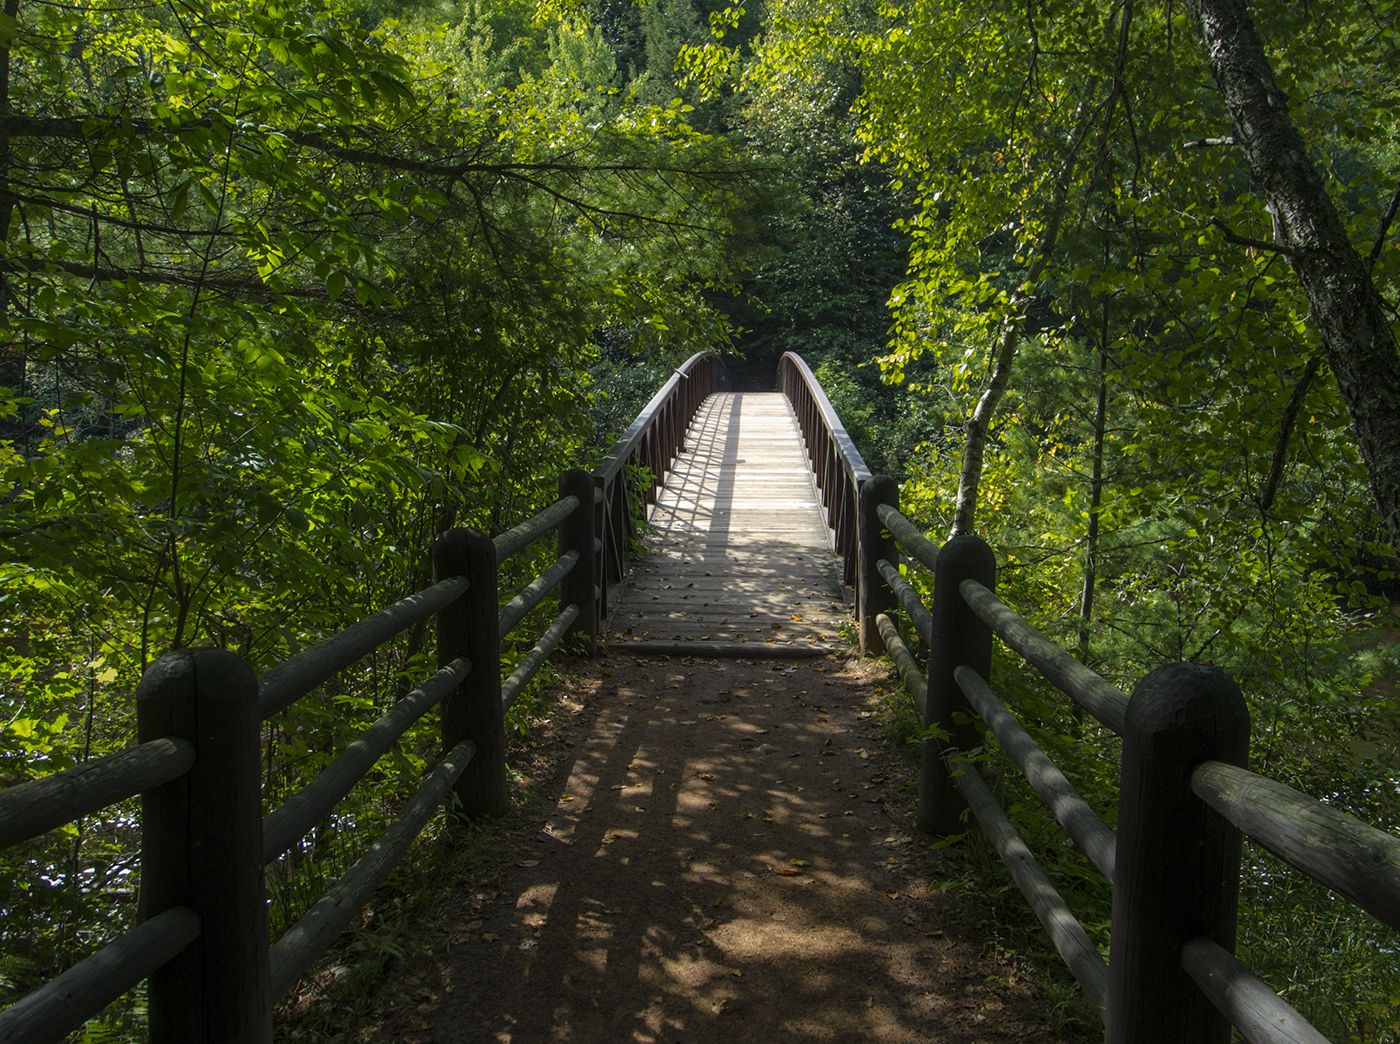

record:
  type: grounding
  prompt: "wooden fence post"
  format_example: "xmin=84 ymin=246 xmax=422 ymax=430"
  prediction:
xmin=559 ymin=468 xmax=599 ymax=657
xmin=433 ymin=527 xmax=507 ymax=818
xmin=857 ymin=475 xmax=899 ymax=654
xmin=137 ymin=648 xmax=271 ymax=1044
xmin=922 ymin=534 xmax=996 ymax=836
xmin=1107 ymin=662 xmax=1249 ymax=1044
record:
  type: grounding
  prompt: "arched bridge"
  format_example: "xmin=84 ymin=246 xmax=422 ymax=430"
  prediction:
xmin=2 ymin=353 xmax=1396 ymax=1044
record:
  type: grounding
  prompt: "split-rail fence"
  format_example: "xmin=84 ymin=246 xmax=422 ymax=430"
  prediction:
xmin=0 ymin=353 xmax=728 ymax=1043
xmin=2 ymin=349 xmax=1396 ymax=1044
xmin=782 ymin=348 xmax=1400 ymax=1044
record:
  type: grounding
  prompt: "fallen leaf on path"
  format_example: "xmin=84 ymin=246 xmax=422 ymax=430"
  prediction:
xmin=695 ymin=772 xmax=715 ymax=780
xmin=774 ymin=867 xmax=802 ymax=876
xmin=788 ymin=859 xmax=811 ymax=867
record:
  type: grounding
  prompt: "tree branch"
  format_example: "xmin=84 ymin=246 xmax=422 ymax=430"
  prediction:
xmin=1369 ymin=177 xmax=1400 ymax=273
xmin=1257 ymin=355 xmax=1322 ymax=512
xmin=1209 ymin=216 xmax=1308 ymax=257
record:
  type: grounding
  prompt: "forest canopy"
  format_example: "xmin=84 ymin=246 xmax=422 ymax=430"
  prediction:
xmin=5 ymin=0 xmax=1400 ymax=1036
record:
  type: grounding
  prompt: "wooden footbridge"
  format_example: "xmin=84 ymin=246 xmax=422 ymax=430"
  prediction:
xmin=606 ymin=390 xmax=851 ymax=654
xmin=3 ymin=352 xmax=1398 ymax=1044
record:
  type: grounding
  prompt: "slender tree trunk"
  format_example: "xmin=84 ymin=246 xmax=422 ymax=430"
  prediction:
xmin=948 ymin=160 xmax=1081 ymax=536
xmin=0 ymin=0 xmax=19 ymax=318
xmin=950 ymin=3 xmax=1132 ymax=535
xmin=1078 ymin=338 xmax=1109 ymax=663
xmin=1189 ymin=0 xmax=1400 ymax=550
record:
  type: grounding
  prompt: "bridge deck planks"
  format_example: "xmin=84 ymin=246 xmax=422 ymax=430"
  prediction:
xmin=605 ymin=392 xmax=850 ymax=652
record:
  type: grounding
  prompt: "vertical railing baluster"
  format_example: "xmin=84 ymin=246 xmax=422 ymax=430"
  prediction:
xmin=857 ymin=476 xmax=900 ymax=655
xmin=559 ymin=469 xmax=599 ymax=657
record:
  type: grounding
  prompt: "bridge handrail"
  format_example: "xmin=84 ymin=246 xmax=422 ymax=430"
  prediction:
xmin=591 ymin=351 xmax=729 ymax=620
xmin=861 ymin=486 xmax=1388 ymax=1044
xmin=776 ymin=352 xmax=872 ymax=590
xmin=0 ymin=467 xmax=604 ymax=1044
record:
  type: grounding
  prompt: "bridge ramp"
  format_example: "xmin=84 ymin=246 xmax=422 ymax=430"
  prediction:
xmin=605 ymin=392 xmax=850 ymax=654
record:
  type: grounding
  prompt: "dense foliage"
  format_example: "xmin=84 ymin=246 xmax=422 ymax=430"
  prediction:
xmin=0 ymin=0 xmax=759 ymax=1025
xmin=686 ymin=0 xmax=1400 ymax=1037
xmin=5 ymin=0 xmax=1400 ymax=1038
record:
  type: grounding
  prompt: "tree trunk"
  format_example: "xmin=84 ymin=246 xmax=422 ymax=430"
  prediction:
xmin=1189 ymin=0 xmax=1400 ymax=550
xmin=1078 ymin=339 xmax=1108 ymax=663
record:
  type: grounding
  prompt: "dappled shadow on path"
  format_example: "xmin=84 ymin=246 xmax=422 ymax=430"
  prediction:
xmin=345 ymin=656 xmax=1082 ymax=1044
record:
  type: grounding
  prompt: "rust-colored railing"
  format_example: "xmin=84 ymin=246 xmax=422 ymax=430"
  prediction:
xmin=591 ymin=350 xmax=730 ymax=620
xmin=776 ymin=352 xmax=871 ymax=588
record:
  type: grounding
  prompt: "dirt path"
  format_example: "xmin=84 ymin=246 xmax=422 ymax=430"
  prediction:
xmin=338 ymin=653 xmax=1086 ymax=1044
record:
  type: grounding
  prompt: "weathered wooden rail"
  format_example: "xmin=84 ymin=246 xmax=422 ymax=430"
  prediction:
xmin=779 ymin=342 xmax=1400 ymax=1044
xmin=0 ymin=351 xmax=730 ymax=1044
xmin=7 ymin=347 xmax=1392 ymax=1043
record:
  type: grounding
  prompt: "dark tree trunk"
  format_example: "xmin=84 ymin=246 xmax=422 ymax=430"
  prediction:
xmin=1189 ymin=0 xmax=1400 ymax=550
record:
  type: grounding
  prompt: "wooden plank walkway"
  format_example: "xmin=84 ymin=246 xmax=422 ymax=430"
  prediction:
xmin=604 ymin=392 xmax=851 ymax=655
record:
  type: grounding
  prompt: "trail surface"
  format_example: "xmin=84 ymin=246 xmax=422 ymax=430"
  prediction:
xmin=337 ymin=653 xmax=1085 ymax=1044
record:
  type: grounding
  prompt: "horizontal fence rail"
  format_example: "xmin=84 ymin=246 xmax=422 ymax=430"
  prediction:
xmin=0 ymin=739 xmax=194 ymax=850
xmin=862 ymin=483 xmax=1400 ymax=1044
xmin=0 ymin=458 xmax=615 ymax=1044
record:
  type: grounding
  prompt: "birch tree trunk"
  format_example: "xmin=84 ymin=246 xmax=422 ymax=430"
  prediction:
xmin=1189 ymin=0 xmax=1400 ymax=550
